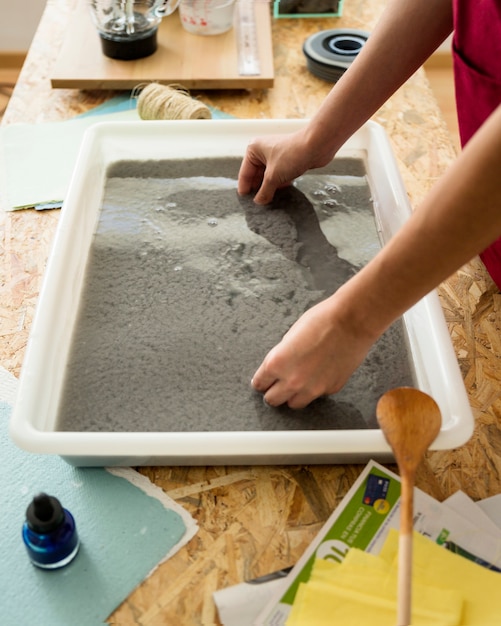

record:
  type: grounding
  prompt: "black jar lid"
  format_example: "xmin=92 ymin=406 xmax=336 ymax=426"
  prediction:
xmin=26 ymin=493 xmax=65 ymax=533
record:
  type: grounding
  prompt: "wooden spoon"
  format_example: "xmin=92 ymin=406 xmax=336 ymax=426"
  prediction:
xmin=376 ymin=387 xmax=442 ymax=626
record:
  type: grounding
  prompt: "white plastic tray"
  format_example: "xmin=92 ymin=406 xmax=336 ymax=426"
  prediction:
xmin=9 ymin=120 xmax=474 ymax=466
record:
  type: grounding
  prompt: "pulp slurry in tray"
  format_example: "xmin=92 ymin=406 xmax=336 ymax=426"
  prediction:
xmin=55 ymin=157 xmax=415 ymax=433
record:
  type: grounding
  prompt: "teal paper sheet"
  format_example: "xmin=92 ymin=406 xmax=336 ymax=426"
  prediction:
xmin=0 ymin=94 xmax=233 ymax=211
xmin=0 ymin=106 xmax=139 ymax=211
xmin=1 ymin=369 xmax=197 ymax=626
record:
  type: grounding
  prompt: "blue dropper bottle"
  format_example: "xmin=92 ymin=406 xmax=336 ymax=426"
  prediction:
xmin=22 ymin=493 xmax=80 ymax=569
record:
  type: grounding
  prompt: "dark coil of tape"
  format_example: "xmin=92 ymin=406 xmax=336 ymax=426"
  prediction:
xmin=303 ymin=29 xmax=370 ymax=82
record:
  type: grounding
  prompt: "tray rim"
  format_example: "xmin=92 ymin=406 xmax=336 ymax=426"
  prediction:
xmin=9 ymin=119 xmax=474 ymax=465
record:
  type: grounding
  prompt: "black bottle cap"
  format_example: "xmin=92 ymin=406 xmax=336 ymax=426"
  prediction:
xmin=26 ymin=493 xmax=65 ymax=533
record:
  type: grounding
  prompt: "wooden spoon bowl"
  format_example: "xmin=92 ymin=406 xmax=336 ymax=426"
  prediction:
xmin=377 ymin=387 xmax=442 ymax=626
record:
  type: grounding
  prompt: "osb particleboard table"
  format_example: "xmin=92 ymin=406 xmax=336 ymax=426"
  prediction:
xmin=1 ymin=0 xmax=501 ymax=624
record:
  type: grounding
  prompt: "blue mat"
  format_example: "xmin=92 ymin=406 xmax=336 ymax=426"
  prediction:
xmin=1 ymin=385 xmax=197 ymax=625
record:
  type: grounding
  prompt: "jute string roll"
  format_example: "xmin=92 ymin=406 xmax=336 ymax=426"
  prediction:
xmin=136 ymin=83 xmax=212 ymax=120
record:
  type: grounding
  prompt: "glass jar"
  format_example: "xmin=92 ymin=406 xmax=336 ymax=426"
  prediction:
xmin=89 ymin=0 xmax=180 ymax=60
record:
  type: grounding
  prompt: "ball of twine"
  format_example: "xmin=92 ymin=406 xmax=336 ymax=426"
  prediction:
xmin=136 ymin=83 xmax=212 ymax=120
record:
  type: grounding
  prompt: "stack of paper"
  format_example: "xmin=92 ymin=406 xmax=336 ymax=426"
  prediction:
xmin=287 ymin=529 xmax=501 ymax=625
xmin=213 ymin=460 xmax=501 ymax=626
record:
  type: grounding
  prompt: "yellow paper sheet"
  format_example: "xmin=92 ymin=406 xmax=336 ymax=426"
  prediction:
xmin=381 ymin=529 xmax=501 ymax=625
xmin=286 ymin=529 xmax=501 ymax=626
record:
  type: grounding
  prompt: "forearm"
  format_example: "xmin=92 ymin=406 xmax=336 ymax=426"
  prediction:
xmin=305 ymin=0 xmax=454 ymax=163
xmin=250 ymin=104 xmax=501 ymax=408
xmin=238 ymin=0 xmax=453 ymax=203
xmin=333 ymin=104 xmax=501 ymax=340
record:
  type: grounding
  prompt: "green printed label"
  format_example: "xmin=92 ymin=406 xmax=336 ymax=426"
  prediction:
xmin=281 ymin=466 xmax=401 ymax=607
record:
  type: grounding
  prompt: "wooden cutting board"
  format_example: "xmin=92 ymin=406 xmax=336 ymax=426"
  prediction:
xmin=50 ymin=1 xmax=274 ymax=90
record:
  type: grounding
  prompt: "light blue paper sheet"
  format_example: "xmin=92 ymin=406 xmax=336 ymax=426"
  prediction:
xmin=0 ymin=368 xmax=197 ymax=626
xmin=0 ymin=94 xmax=233 ymax=211
xmin=0 ymin=108 xmax=139 ymax=211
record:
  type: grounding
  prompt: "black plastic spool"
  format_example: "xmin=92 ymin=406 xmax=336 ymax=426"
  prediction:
xmin=303 ymin=29 xmax=370 ymax=82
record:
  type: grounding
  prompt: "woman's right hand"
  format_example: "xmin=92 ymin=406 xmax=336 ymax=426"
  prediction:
xmin=250 ymin=292 xmax=378 ymax=409
xmin=237 ymin=127 xmax=332 ymax=205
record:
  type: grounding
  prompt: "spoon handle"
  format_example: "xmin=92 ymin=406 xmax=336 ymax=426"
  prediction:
xmin=397 ymin=473 xmax=414 ymax=625
xmin=397 ymin=531 xmax=412 ymax=625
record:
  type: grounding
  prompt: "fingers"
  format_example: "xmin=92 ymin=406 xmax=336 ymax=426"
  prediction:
xmin=237 ymin=153 xmax=264 ymax=196
xmin=252 ymin=357 xmax=319 ymax=410
xmin=237 ymin=141 xmax=281 ymax=205
xmin=251 ymin=361 xmax=276 ymax=395
xmin=252 ymin=375 xmax=317 ymax=410
xmin=237 ymin=140 xmax=268 ymax=194
xmin=238 ymin=159 xmax=278 ymax=206
xmin=252 ymin=178 xmax=278 ymax=206
xmin=253 ymin=374 xmax=290 ymax=407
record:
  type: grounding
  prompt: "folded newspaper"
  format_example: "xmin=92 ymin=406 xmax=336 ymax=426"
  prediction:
xmin=213 ymin=460 xmax=501 ymax=626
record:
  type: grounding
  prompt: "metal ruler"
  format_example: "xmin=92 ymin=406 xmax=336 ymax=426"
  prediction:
xmin=236 ymin=2 xmax=261 ymax=76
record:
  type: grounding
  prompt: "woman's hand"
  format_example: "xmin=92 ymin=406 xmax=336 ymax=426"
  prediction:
xmin=251 ymin=294 xmax=377 ymax=409
xmin=237 ymin=128 xmax=331 ymax=205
